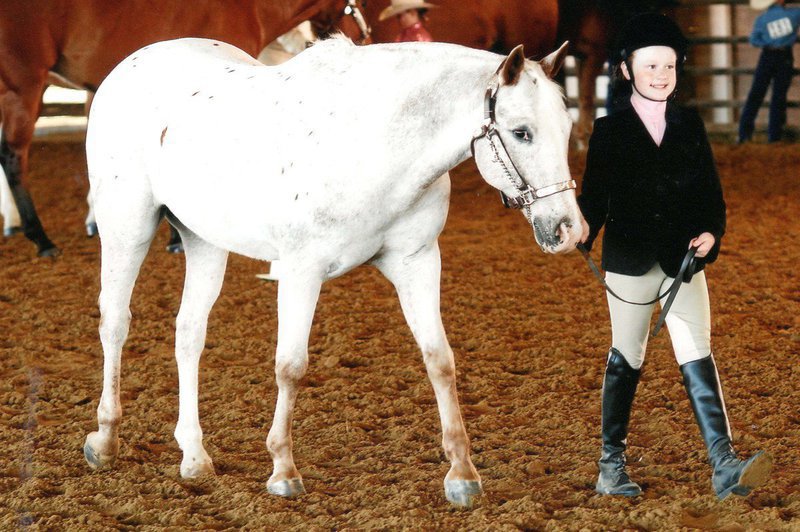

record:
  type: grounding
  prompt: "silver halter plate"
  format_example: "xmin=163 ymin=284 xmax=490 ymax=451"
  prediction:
xmin=469 ymin=81 xmax=576 ymax=211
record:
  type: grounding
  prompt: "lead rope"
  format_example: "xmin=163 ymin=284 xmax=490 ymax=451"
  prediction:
xmin=577 ymin=243 xmax=698 ymax=336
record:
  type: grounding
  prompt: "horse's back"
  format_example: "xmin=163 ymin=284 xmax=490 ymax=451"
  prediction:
xmin=88 ymin=39 xmax=260 ymax=164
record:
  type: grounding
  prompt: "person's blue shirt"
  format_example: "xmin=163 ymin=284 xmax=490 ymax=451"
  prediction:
xmin=750 ymin=4 xmax=800 ymax=48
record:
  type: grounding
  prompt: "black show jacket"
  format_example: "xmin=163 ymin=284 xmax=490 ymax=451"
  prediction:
xmin=578 ymin=103 xmax=726 ymax=278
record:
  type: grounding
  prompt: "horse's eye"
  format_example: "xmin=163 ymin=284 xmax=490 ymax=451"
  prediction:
xmin=512 ymin=129 xmax=531 ymax=142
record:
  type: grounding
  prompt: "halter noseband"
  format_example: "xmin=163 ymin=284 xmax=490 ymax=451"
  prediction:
xmin=469 ymin=74 xmax=576 ymax=214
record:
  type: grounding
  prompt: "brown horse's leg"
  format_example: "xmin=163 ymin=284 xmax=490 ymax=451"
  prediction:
xmin=576 ymin=53 xmax=606 ymax=151
xmin=376 ymin=242 xmax=482 ymax=508
xmin=0 ymin=81 xmax=59 ymax=256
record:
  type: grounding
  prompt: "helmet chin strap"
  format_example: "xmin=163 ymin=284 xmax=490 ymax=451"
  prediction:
xmin=632 ymin=83 xmax=670 ymax=103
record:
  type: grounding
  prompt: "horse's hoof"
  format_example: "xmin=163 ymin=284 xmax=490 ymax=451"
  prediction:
xmin=84 ymin=433 xmax=118 ymax=470
xmin=444 ymin=479 xmax=482 ymax=508
xmin=37 ymin=245 xmax=61 ymax=258
xmin=267 ymin=478 xmax=306 ymax=498
xmin=86 ymin=222 xmax=98 ymax=237
xmin=165 ymin=242 xmax=184 ymax=254
xmin=180 ymin=460 xmax=215 ymax=479
xmin=3 ymin=226 xmax=22 ymax=237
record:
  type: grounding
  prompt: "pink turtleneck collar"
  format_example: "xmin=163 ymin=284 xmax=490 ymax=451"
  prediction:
xmin=630 ymin=91 xmax=667 ymax=146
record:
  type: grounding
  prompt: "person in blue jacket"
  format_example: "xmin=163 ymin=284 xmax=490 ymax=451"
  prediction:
xmin=738 ymin=0 xmax=800 ymax=143
xmin=579 ymin=13 xmax=773 ymax=500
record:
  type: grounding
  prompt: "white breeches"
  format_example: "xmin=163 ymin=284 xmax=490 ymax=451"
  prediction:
xmin=606 ymin=264 xmax=711 ymax=369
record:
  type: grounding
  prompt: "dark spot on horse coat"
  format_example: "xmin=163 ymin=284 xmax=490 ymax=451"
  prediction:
xmin=227 ymin=69 xmax=236 ymax=74
xmin=213 ymin=43 xmax=219 ymax=47
xmin=208 ymin=95 xmax=214 ymax=99
xmin=294 ymin=194 xmax=299 ymax=201
xmin=160 ymin=126 xmax=168 ymax=146
xmin=192 ymin=91 xmax=199 ymax=96
xmin=308 ymin=131 xmax=313 ymax=136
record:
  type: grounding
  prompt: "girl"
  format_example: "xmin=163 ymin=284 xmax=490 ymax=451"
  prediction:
xmin=578 ymin=13 xmax=773 ymax=500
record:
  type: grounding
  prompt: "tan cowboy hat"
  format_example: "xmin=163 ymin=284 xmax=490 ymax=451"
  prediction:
xmin=379 ymin=0 xmax=438 ymax=21
xmin=749 ymin=0 xmax=775 ymax=9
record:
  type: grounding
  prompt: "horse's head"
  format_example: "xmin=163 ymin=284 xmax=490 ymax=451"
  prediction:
xmin=471 ymin=42 xmax=583 ymax=254
xmin=310 ymin=0 xmax=372 ymax=44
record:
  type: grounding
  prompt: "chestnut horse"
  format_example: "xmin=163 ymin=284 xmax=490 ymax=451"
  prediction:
xmin=0 ymin=0 xmax=367 ymax=257
xmin=353 ymin=0 xmax=559 ymax=58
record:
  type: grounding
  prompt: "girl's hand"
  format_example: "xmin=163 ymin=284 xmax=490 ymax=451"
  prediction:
xmin=689 ymin=232 xmax=715 ymax=258
xmin=580 ymin=217 xmax=590 ymax=244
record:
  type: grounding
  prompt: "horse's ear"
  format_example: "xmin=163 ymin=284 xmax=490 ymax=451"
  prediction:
xmin=499 ymin=44 xmax=526 ymax=86
xmin=540 ymin=41 xmax=569 ymax=79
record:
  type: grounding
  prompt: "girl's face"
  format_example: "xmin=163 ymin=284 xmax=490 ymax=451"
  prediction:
xmin=621 ymin=45 xmax=677 ymax=101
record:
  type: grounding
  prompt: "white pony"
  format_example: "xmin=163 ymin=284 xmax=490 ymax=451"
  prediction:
xmin=83 ymin=36 xmax=581 ymax=508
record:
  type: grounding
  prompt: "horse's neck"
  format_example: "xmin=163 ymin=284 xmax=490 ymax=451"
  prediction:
xmin=386 ymin=50 xmax=496 ymax=188
xmin=253 ymin=0 xmax=335 ymax=46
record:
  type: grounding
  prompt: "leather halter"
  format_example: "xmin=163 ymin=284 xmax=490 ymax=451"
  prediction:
xmin=577 ymin=243 xmax=698 ymax=337
xmin=469 ymin=77 xmax=576 ymax=214
xmin=343 ymin=0 xmax=372 ymax=44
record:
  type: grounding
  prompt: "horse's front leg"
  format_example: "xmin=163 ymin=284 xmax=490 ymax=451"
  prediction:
xmin=376 ymin=243 xmax=482 ymax=508
xmin=266 ymin=267 xmax=322 ymax=497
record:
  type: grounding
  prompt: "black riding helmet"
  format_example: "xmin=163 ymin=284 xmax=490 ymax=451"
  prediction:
xmin=617 ymin=12 xmax=688 ymax=66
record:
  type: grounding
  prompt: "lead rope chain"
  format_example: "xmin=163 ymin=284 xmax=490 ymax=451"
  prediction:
xmin=486 ymin=128 xmax=534 ymax=220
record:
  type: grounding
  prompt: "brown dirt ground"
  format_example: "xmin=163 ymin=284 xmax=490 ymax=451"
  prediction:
xmin=1 ymin=139 xmax=798 ymax=531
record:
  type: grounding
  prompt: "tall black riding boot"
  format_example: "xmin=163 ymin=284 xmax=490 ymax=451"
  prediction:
xmin=681 ymin=355 xmax=773 ymax=500
xmin=596 ymin=348 xmax=642 ymax=496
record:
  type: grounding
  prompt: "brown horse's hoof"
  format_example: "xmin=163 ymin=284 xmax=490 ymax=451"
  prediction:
xmin=37 ymin=245 xmax=61 ymax=258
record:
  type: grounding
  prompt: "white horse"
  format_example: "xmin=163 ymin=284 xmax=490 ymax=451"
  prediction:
xmin=83 ymin=36 xmax=581 ymax=508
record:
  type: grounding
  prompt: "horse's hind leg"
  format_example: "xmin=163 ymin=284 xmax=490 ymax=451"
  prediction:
xmin=169 ymin=222 xmax=228 ymax=478
xmin=0 ymin=76 xmax=59 ymax=256
xmin=84 ymin=206 xmax=160 ymax=469
xmin=0 ymin=164 xmax=22 ymax=235
xmin=375 ymin=243 xmax=482 ymax=508
xmin=266 ymin=268 xmax=322 ymax=497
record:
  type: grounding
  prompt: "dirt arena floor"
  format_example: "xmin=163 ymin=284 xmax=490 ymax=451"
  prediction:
xmin=1 ymin=139 xmax=798 ymax=530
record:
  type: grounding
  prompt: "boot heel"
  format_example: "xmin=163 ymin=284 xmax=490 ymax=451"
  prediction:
xmin=730 ymin=451 xmax=773 ymax=497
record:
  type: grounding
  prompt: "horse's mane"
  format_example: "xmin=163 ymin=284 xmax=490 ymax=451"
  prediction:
xmin=312 ymin=32 xmax=357 ymax=49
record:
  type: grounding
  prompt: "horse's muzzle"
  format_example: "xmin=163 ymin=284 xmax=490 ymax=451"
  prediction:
xmin=533 ymin=216 xmax=581 ymax=254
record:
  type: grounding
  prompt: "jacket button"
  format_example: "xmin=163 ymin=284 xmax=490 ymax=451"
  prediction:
xmin=653 ymin=213 xmax=663 ymax=221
